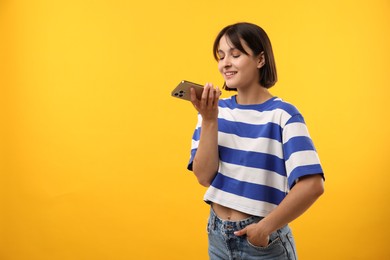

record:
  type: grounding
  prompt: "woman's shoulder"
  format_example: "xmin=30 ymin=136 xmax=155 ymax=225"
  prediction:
xmin=218 ymin=95 xmax=236 ymax=109
xmin=270 ymin=97 xmax=301 ymax=116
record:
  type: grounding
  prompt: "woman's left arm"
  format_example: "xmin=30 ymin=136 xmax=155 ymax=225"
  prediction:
xmin=234 ymin=174 xmax=324 ymax=246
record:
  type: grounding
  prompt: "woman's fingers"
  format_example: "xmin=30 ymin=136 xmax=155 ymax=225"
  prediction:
xmin=213 ymin=86 xmax=221 ymax=109
xmin=190 ymin=87 xmax=200 ymax=109
xmin=207 ymin=84 xmax=215 ymax=109
xmin=200 ymin=83 xmax=211 ymax=109
xmin=191 ymin=83 xmax=221 ymax=117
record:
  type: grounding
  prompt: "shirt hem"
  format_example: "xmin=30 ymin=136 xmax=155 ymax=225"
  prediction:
xmin=204 ymin=195 xmax=272 ymax=218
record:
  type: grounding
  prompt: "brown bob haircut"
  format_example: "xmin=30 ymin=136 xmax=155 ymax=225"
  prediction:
xmin=213 ymin=22 xmax=277 ymax=90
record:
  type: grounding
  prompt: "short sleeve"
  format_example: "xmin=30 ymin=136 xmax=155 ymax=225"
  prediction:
xmin=282 ymin=114 xmax=324 ymax=189
xmin=187 ymin=114 xmax=202 ymax=171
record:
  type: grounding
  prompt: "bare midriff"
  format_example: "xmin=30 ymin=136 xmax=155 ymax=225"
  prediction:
xmin=212 ymin=203 xmax=252 ymax=221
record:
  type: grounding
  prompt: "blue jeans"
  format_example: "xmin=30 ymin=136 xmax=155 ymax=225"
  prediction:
xmin=207 ymin=207 xmax=297 ymax=260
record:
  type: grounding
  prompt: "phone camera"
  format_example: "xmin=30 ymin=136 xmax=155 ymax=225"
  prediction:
xmin=174 ymin=92 xmax=185 ymax=98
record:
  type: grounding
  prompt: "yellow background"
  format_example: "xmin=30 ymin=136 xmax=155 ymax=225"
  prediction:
xmin=1 ymin=0 xmax=389 ymax=259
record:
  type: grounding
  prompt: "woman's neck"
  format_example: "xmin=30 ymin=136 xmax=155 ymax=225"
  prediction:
xmin=236 ymin=85 xmax=273 ymax=105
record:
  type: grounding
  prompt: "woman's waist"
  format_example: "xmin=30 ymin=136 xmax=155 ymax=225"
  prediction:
xmin=211 ymin=202 xmax=253 ymax=221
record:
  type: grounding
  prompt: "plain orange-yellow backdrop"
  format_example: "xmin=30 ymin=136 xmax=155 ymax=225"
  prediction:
xmin=1 ymin=0 xmax=389 ymax=259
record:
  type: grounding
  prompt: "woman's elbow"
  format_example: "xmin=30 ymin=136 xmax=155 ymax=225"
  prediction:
xmin=192 ymin=161 xmax=217 ymax=187
xmin=193 ymin=169 xmax=212 ymax=187
xmin=298 ymin=174 xmax=324 ymax=198
xmin=197 ymin=177 xmax=211 ymax=187
xmin=311 ymin=175 xmax=325 ymax=198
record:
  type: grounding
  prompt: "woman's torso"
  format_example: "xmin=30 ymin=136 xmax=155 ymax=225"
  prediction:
xmin=212 ymin=203 xmax=252 ymax=221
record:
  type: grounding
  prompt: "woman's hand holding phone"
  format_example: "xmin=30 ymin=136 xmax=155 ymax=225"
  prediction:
xmin=190 ymin=83 xmax=221 ymax=121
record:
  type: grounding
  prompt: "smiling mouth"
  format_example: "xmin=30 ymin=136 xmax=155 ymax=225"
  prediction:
xmin=225 ymin=71 xmax=237 ymax=77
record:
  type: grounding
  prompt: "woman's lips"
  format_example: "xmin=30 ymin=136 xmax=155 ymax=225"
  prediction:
xmin=224 ymin=71 xmax=237 ymax=79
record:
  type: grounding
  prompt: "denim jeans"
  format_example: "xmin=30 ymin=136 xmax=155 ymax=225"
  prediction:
xmin=207 ymin=207 xmax=297 ymax=260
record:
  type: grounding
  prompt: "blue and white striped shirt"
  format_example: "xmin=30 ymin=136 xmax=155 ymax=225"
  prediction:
xmin=188 ymin=96 xmax=324 ymax=217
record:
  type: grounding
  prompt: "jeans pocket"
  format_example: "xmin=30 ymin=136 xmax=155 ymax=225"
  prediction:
xmin=246 ymin=236 xmax=281 ymax=250
xmin=244 ymin=235 xmax=288 ymax=258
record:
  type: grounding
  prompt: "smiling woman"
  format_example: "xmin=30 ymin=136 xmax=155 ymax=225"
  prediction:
xmin=1 ymin=0 xmax=389 ymax=259
xmin=213 ymin=22 xmax=277 ymax=91
xmin=188 ymin=22 xmax=324 ymax=259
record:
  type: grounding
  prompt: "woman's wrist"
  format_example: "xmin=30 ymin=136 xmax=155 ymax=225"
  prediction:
xmin=256 ymin=218 xmax=274 ymax=237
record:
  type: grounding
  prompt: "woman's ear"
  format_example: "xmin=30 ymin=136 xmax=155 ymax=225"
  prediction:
xmin=257 ymin=51 xmax=265 ymax=69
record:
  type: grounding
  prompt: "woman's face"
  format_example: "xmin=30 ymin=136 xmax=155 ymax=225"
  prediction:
xmin=217 ymin=35 xmax=264 ymax=90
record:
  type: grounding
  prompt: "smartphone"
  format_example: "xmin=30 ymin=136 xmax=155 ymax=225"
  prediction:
xmin=171 ymin=80 xmax=204 ymax=101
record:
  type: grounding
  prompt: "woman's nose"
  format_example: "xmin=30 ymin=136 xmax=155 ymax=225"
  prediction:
xmin=222 ymin=56 xmax=232 ymax=67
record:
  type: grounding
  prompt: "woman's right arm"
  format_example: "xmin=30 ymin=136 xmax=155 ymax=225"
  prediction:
xmin=190 ymin=83 xmax=221 ymax=187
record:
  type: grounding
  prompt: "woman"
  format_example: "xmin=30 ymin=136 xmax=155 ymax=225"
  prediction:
xmin=187 ymin=22 xmax=324 ymax=259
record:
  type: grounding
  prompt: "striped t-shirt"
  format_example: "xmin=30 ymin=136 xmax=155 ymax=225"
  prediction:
xmin=187 ymin=95 xmax=324 ymax=217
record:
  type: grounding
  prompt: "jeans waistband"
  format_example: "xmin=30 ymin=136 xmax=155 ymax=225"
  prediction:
xmin=209 ymin=206 xmax=263 ymax=232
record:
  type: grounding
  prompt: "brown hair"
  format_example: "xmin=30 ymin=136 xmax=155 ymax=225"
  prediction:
xmin=213 ymin=22 xmax=277 ymax=90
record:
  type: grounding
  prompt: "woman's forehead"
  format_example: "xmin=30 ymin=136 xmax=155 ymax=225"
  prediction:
xmin=219 ymin=34 xmax=251 ymax=54
xmin=220 ymin=34 xmax=236 ymax=47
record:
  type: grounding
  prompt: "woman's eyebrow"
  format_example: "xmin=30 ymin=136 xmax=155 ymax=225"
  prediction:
xmin=218 ymin=47 xmax=238 ymax=53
